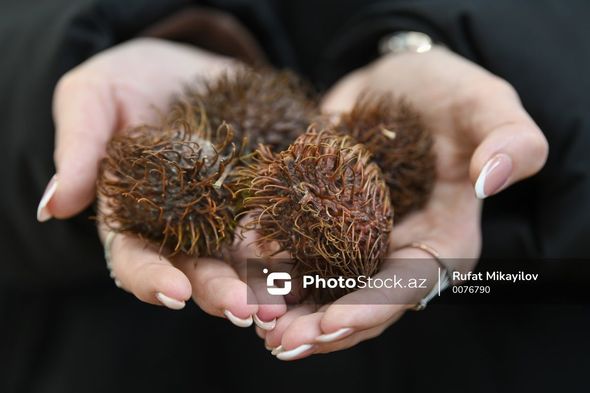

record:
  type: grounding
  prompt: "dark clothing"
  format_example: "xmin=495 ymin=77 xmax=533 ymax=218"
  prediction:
xmin=1 ymin=1 xmax=589 ymax=392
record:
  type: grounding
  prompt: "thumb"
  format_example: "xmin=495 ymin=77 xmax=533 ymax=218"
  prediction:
xmin=37 ymin=74 xmax=117 ymax=221
xmin=467 ymin=86 xmax=549 ymax=199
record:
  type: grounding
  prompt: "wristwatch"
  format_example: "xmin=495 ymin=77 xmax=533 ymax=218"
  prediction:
xmin=378 ymin=31 xmax=434 ymax=56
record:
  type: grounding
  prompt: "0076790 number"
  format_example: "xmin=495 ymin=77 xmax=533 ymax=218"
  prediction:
xmin=451 ymin=285 xmax=491 ymax=294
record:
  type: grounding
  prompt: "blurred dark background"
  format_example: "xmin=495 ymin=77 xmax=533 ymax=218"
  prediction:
xmin=1 ymin=1 xmax=589 ymax=392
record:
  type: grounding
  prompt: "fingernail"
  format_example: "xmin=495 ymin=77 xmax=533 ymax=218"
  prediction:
xmin=253 ymin=314 xmax=276 ymax=331
xmin=265 ymin=343 xmax=273 ymax=351
xmin=315 ymin=327 xmax=353 ymax=343
xmin=475 ymin=154 xmax=512 ymax=199
xmin=37 ymin=175 xmax=58 ymax=222
xmin=270 ymin=345 xmax=283 ymax=355
xmin=224 ymin=310 xmax=253 ymax=328
xmin=276 ymin=344 xmax=315 ymax=361
xmin=156 ymin=292 xmax=185 ymax=310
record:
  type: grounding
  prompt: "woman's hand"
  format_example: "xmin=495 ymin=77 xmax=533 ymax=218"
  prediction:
xmin=261 ymin=46 xmax=548 ymax=360
xmin=38 ymin=38 xmax=285 ymax=328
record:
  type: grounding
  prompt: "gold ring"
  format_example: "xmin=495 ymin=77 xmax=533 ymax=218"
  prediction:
xmin=396 ymin=242 xmax=455 ymax=310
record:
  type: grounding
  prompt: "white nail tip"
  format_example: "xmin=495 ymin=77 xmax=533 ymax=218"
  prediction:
xmin=475 ymin=158 xmax=497 ymax=199
xmin=156 ymin=292 xmax=185 ymax=310
xmin=270 ymin=345 xmax=283 ymax=355
xmin=224 ymin=310 xmax=253 ymax=328
xmin=253 ymin=314 xmax=276 ymax=330
xmin=315 ymin=327 xmax=353 ymax=343
xmin=276 ymin=344 xmax=314 ymax=361
xmin=37 ymin=175 xmax=58 ymax=222
xmin=474 ymin=172 xmax=488 ymax=199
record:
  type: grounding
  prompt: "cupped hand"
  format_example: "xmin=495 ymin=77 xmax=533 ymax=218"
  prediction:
xmin=39 ymin=38 xmax=285 ymax=328
xmin=261 ymin=46 xmax=548 ymax=360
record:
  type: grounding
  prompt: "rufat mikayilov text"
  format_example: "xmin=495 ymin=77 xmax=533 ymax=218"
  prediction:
xmin=453 ymin=271 xmax=539 ymax=283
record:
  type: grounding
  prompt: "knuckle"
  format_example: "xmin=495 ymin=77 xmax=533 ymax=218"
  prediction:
xmin=55 ymin=66 xmax=106 ymax=99
xmin=454 ymin=76 xmax=523 ymax=133
xmin=54 ymin=70 xmax=82 ymax=96
xmin=525 ymin=131 xmax=549 ymax=169
xmin=487 ymin=77 xmax=518 ymax=99
xmin=200 ymin=275 xmax=223 ymax=300
xmin=459 ymin=76 xmax=518 ymax=108
xmin=58 ymin=70 xmax=102 ymax=93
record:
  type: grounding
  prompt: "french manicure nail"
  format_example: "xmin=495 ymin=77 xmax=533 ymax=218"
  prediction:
xmin=475 ymin=154 xmax=513 ymax=199
xmin=224 ymin=310 xmax=253 ymax=328
xmin=253 ymin=314 xmax=276 ymax=331
xmin=270 ymin=345 xmax=283 ymax=355
xmin=36 ymin=175 xmax=58 ymax=222
xmin=315 ymin=327 xmax=353 ymax=343
xmin=276 ymin=344 xmax=315 ymax=361
xmin=156 ymin=292 xmax=185 ymax=310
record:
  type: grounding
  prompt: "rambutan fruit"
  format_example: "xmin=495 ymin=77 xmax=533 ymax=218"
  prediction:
xmin=240 ymin=128 xmax=393 ymax=299
xmin=335 ymin=95 xmax=436 ymax=220
xmin=98 ymin=103 xmax=240 ymax=257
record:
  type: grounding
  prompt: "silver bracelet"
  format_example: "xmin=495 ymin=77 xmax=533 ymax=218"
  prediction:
xmin=378 ymin=31 xmax=434 ymax=56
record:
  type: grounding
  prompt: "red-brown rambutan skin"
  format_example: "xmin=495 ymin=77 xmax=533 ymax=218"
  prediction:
xmin=239 ymin=128 xmax=393 ymax=299
xmin=98 ymin=103 xmax=241 ymax=257
xmin=336 ymin=95 xmax=436 ymax=220
xmin=184 ymin=68 xmax=318 ymax=152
